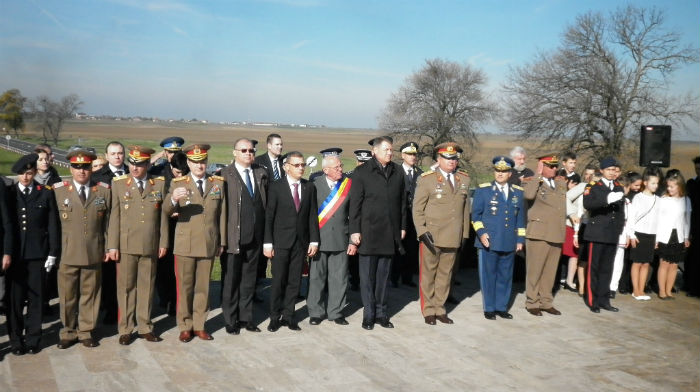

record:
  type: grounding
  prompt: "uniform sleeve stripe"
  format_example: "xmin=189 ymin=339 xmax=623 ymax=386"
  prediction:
xmin=472 ymin=221 xmax=484 ymax=231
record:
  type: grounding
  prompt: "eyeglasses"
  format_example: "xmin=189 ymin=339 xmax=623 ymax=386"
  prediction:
xmin=236 ymin=148 xmax=256 ymax=154
xmin=329 ymin=165 xmax=344 ymax=170
xmin=287 ymin=163 xmax=306 ymax=168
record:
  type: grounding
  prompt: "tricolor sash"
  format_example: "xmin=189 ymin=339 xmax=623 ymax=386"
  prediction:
xmin=318 ymin=177 xmax=352 ymax=229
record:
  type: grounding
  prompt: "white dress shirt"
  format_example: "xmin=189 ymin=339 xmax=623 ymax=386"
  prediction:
xmin=235 ymin=162 xmax=255 ymax=194
xmin=73 ymin=180 xmax=90 ymax=199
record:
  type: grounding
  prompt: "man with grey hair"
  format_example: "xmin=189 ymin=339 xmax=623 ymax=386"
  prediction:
xmin=308 ymin=149 xmax=355 ymax=326
xmin=508 ymin=146 xmax=535 ymax=185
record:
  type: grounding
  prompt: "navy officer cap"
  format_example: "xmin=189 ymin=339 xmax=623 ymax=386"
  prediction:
xmin=320 ymin=147 xmax=342 ymax=157
xmin=354 ymin=149 xmax=372 ymax=161
xmin=12 ymin=153 xmax=39 ymax=174
xmin=400 ymin=142 xmax=419 ymax=154
xmin=160 ymin=136 xmax=185 ymax=151
xmin=492 ymin=155 xmax=515 ymax=171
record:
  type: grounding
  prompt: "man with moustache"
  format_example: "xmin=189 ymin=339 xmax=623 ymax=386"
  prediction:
xmin=349 ymin=136 xmax=406 ymax=330
xmin=54 ymin=149 xmax=112 ymax=348
xmin=508 ymin=146 xmax=535 ymax=186
xmin=165 ymin=144 xmax=226 ymax=342
xmin=107 ymin=146 xmax=169 ymax=345
xmin=221 ymin=138 xmax=268 ymax=334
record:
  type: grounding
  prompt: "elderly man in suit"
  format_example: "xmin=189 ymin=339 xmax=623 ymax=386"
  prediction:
xmin=254 ymin=133 xmax=285 ymax=182
xmin=221 ymin=138 xmax=268 ymax=334
xmin=308 ymin=149 xmax=355 ymax=326
xmin=6 ymin=154 xmax=59 ymax=355
xmin=413 ymin=142 xmax=470 ymax=325
xmin=349 ymin=136 xmax=406 ymax=330
xmin=54 ymin=149 xmax=112 ymax=348
xmin=523 ymin=154 xmax=567 ymax=316
xmin=164 ymin=144 xmax=227 ymax=342
xmin=107 ymin=146 xmax=169 ymax=345
xmin=264 ymin=151 xmax=319 ymax=332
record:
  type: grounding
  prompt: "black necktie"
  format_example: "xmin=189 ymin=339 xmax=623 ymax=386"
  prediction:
xmin=79 ymin=185 xmax=86 ymax=204
xmin=197 ymin=179 xmax=204 ymax=196
xmin=446 ymin=173 xmax=454 ymax=192
xmin=115 ymin=170 xmax=123 ymax=176
xmin=273 ymin=160 xmax=280 ymax=180
xmin=22 ymin=187 xmax=30 ymax=199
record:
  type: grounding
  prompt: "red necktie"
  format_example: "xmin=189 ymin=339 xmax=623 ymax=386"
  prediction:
xmin=293 ymin=183 xmax=300 ymax=212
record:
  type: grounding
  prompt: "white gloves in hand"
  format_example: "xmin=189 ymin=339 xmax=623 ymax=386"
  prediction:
xmin=607 ymin=191 xmax=624 ymax=204
xmin=45 ymin=256 xmax=57 ymax=272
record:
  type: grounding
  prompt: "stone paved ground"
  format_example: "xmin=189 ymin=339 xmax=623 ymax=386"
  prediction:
xmin=1 ymin=268 xmax=698 ymax=392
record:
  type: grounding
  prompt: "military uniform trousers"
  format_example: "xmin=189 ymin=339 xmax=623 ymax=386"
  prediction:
xmin=117 ymin=253 xmax=157 ymax=335
xmin=58 ymin=263 xmax=102 ymax=340
xmin=307 ymin=250 xmax=349 ymax=320
xmin=221 ymin=242 xmax=260 ymax=327
xmin=525 ymin=239 xmax=561 ymax=310
xmin=419 ymin=244 xmax=457 ymax=317
xmin=478 ymin=249 xmax=515 ymax=312
xmin=174 ymin=255 xmax=213 ymax=331
xmin=8 ymin=259 xmax=44 ymax=349
xmin=586 ymin=242 xmax=616 ymax=308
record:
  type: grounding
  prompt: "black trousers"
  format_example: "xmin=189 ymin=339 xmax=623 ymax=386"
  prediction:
xmin=221 ymin=242 xmax=260 ymax=326
xmin=359 ymin=254 xmax=392 ymax=321
xmin=270 ymin=240 xmax=304 ymax=321
xmin=101 ymin=261 xmax=118 ymax=318
xmin=392 ymin=223 xmax=418 ymax=284
xmin=8 ymin=259 xmax=44 ymax=348
xmin=586 ymin=242 xmax=616 ymax=308
xmin=155 ymin=251 xmax=176 ymax=310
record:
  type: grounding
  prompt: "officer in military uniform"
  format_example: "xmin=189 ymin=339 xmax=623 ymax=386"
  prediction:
xmin=164 ymin=144 xmax=226 ymax=342
xmin=149 ymin=136 xmax=185 ymax=183
xmin=6 ymin=154 xmax=59 ymax=355
xmin=582 ymin=157 xmax=625 ymax=313
xmin=392 ymin=142 xmax=422 ymax=287
xmin=522 ymin=154 xmax=566 ymax=316
xmin=54 ymin=149 xmax=112 ymax=348
xmin=107 ymin=146 xmax=169 ymax=345
xmin=412 ymin=142 xmax=470 ymax=325
xmin=472 ymin=156 xmax=525 ymax=320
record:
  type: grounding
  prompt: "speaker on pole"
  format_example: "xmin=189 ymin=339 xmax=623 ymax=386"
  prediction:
xmin=639 ymin=125 xmax=671 ymax=167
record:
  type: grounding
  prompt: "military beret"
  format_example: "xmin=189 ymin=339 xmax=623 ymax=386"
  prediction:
xmin=12 ymin=153 xmax=39 ymax=174
xmin=599 ymin=157 xmax=620 ymax=170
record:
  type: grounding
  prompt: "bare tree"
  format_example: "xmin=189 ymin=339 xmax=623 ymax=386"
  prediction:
xmin=502 ymin=5 xmax=698 ymax=160
xmin=30 ymin=94 xmax=82 ymax=145
xmin=380 ymin=58 xmax=497 ymax=161
xmin=0 ymin=89 xmax=26 ymax=137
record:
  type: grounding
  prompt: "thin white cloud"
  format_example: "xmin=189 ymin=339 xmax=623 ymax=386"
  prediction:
xmin=29 ymin=0 xmax=66 ymax=30
xmin=172 ymin=26 xmax=189 ymax=37
xmin=290 ymin=40 xmax=310 ymax=50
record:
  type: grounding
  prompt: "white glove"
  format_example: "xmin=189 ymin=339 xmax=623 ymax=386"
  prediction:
xmin=45 ymin=256 xmax=57 ymax=272
xmin=607 ymin=191 xmax=624 ymax=204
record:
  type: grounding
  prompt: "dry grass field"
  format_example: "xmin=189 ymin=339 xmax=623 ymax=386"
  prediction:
xmin=8 ymin=119 xmax=700 ymax=183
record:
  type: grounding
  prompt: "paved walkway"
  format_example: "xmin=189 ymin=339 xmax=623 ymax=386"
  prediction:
xmin=1 ymin=268 xmax=698 ymax=392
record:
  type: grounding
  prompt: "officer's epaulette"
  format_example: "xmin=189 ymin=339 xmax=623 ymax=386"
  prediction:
xmin=512 ymin=184 xmax=523 ymax=191
xmin=209 ymin=175 xmax=224 ymax=181
xmin=521 ymin=177 xmax=533 ymax=182
xmin=172 ymin=176 xmax=188 ymax=183
xmin=97 ymin=182 xmax=111 ymax=189
xmin=457 ymin=169 xmax=469 ymax=176
xmin=153 ymin=176 xmax=165 ymax=181
xmin=113 ymin=174 xmax=128 ymax=181
xmin=589 ymin=181 xmax=596 ymax=185
xmin=420 ymin=171 xmax=435 ymax=177
xmin=53 ymin=181 xmax=69 ymax=189
xmin=478 ymin=182 xmax=491 ymax=188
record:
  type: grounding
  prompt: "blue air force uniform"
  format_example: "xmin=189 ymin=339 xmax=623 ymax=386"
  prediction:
xmin=472 ymin=157 xmax=526 ymax=314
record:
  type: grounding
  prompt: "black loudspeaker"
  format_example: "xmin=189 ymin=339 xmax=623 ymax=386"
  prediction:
xmin=639 ymin=125 xmax=671 ymax=167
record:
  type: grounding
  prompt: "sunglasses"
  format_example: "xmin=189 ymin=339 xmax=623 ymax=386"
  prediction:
xmin=236 ymin=148 xmax=256 ymax=154
xmin=287 ymin=163 xmax=306 ymax=168
xmin=71 ymin=164 xmax=91 ymax=170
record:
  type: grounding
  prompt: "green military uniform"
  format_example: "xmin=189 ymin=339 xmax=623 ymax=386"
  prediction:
xmin=54 ymin=179 xmax=111 ymax=341
xmin=413 ymin=167 xmax=471 ymax=317
xmin=108 ymin=173 xmax=169 ymax=337
xmin=163 ymin=173 xmax=227 ymax=333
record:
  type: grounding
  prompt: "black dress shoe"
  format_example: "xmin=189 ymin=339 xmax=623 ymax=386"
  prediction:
xmin=590 ymin=306 xmax=600 ymax=313
xmin=332 ymin=317 xmax=349 ymax=325
xmin=57 ymin=338 xmax=78 ymax=349
xmin=287 ymin=321 xmax=301 ymax=331
xmin=245 ymin=325 xmax=261 ymax=333
xmin=361 ymin=320 xmax=374 ymax=330
xmin=11 ymin=347 xmax=26 ymax=356
xmin=225 ymin=324 xmax=240 ymax=335
xmin=309 ymin=317 xmax=322 ymax=325
xmin=495 ymin=311 xmax=513 ymax=319
xmin=527 ymin=308 xmax=542 ymax=316
xmin=80 ymin=338 xmax=99 ymax=348
xmin=26 ymin=346 xmax=41 ymax=355
xmin=600 ymin=305 xmax=619 ymax=312
xmin=484 ymin=312 xmax=496 ymax=320
xmin=267 ymin=319 xmax=281 ymax=332
xmin=377 ymin=317 xmax=394 ymax=328
xmin=435 ymin=314 xmax=453 ymax=324
xmin=608 ymin=291 xmax=616 ymax=299
xmin=446 ymin=296 xmax=459 ymax=304
xmin=562 ymin=283 xmax=577 ymax=292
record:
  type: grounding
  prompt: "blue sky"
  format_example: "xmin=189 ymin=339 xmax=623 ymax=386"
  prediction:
xmin=1 ymin=0 xmax=698 ymax=130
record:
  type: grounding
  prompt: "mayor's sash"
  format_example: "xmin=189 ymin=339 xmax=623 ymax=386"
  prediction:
xmin=318 ymin=177 xmax=352 ymax=229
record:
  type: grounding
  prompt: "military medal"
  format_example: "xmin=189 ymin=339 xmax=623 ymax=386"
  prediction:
xmin=61 ymin=212 xmax=68 ymax=219
xmin=63 ymin=198 xmax=70 ymax=206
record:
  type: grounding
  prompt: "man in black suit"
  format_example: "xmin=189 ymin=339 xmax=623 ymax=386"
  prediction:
xmin=684 ymin=156 xmax=700 ymax=297
xmin=263 ymin=151 xmax=319 ymax=332
xmin=583 ymin=157 xmax=625 ymax=313
xmin=391 ymin=141 xmax=422 ymax=288
xmin=91 ymin=141 xmax=128 ymax=324
xmin=254 ymin=133 xmax=285 ymax=182
xmin=349 ymin=136 xmax=406 ymax=330
xmin=0 ymin=171 xmax=13 ymax=325
xmin=221 ymin=138 xmax=268 ymax=334
xmin=6 ymin=154 xmax=60 ymax=355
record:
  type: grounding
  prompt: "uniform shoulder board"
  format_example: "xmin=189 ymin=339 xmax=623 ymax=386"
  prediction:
xmin=589 ymin=181 xmax=596 ymax=185
xmin=153 ymin=176 xmax=165 ymax=181
xmin=457 ymin=169 xmax=469 ymax=176
xmin=512 ymin=184 xmax=523 ymax=191
xmin=172 ymin=176 xmax=187 ymax=183
xmin=53 ymin=181 xmax=68 ymax=189
xmin=210 ymin=175 xmax=225 ymax=181
xmin=98 ymin=182 xmax=111 ymax=189
xmin=420 ymin=171 xmax=435 ymax=177
xmin=113 ymin=174 xmax=128 ymax=181
xmin=478 ymin=182 xmax=491 ymax=188
xmin=41 ymin=184 xmax=52 ymax=190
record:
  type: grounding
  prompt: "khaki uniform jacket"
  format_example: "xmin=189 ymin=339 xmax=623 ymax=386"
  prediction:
xmin=107 ymin=175 xmax=169 ymax=255
xmin=523 ymin=177 xmax=567 ymax=243
xmin=413 ymin=170 xmax=471 ymax=248
xmin=163 ymin=175 xmax=227 ymax=258
xmin=54 ymin=180 xmax=111 ymax=266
